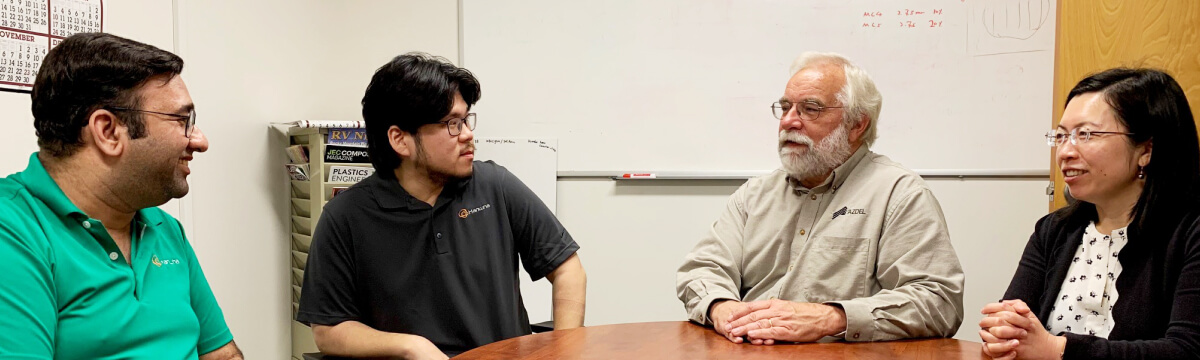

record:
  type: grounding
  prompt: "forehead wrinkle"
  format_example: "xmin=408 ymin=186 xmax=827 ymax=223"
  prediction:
xmin=783 ymin=63 xmax=845 ymax=105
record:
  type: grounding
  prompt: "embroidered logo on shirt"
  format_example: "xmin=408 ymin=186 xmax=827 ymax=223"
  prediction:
xmin=458 ymin=203 xmax=493 ymax=219
xmin=831 ymin=206 xmax=866 ymax=219
xmin=151 ymin=254 xmax=180 ymax=267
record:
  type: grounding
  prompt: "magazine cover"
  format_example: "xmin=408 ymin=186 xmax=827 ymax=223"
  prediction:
xmin=327 ymin=128 xmax=368 ymax=147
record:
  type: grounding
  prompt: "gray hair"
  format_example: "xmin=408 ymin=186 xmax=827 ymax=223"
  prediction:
xmin=789 ymin=52 xmax=883 ymax=147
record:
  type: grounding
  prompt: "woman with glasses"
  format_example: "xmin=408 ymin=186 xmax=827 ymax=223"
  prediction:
xmin=978 ymin=68 xmax=1200 ymax=360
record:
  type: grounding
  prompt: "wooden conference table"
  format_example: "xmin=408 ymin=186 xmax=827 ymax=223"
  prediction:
xmin=454 ymin=321 xmax=988 ymax=359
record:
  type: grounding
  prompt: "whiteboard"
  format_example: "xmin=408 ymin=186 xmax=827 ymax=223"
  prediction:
xmin=461 ymin=0 xmax=1056 ymax=173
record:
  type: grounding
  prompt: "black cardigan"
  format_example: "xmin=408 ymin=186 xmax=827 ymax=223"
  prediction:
xmin=1003 ymin=209 xmax=1200 ymax=359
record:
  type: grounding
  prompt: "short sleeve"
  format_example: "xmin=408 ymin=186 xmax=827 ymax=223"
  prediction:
xmin=296 ymin=209 xmax=361 ymax=326
xmin=496 ymin=164 xmax=579 ymax=281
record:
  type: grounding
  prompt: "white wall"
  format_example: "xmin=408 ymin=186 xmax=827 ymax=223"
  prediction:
xmin=173 ymin=0 xmax=330 ymax=357
xmin=317 ymin=1 xmax=461 ymax=118
xmin=0 ymin=94 xmax=38 ymax=172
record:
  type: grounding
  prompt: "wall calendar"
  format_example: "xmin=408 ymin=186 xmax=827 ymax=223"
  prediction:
xmin=1 ymin=0 xmax=103 ymax=92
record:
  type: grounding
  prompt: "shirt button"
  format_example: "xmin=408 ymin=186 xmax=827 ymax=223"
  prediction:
xmin=109 ymin=252 xmax=118 ymax=260
xmin=853 ymin=333 xmax=861 ymax=339
xmin=810 ymin=194 xmax=817 ymax=200
xmin=799 ymin=229 xmax=806 ymax=235
xmin=82 ymin=221 xmax=91 ymax=229
xmin=436 ymin=233 xmax=443 ymax=239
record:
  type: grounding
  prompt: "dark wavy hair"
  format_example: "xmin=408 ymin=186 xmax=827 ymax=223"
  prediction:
xmin=361 ymin=52 xmax=481 ymax=178
xmin=1060 ymin=68 xmax=1199 ymax=238
xmin=32 ymin=32 xmax=184 ymax=158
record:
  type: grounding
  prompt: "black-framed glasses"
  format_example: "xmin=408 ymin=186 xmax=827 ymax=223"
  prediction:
xmin=440 ymin=113 xmax=477 ymax=136
xmin=1045 ymin=128 xmax=1135 ymax=147
xmin=771 ymin=100 xmax=843 ymax=121
xmin=108 ymin=107 xmax=197 ymax=137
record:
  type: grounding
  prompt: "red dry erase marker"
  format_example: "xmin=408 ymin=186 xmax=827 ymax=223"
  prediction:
xmin=621 ymin=173 xmax=657 ymax=179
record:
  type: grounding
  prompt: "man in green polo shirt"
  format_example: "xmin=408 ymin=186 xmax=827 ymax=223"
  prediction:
xmin=0 ymin=33 xmax=242 ymax=359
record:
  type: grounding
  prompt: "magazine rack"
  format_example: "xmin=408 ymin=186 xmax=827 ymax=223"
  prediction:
xmin=286 ymin=126 xmax=372 ymax=359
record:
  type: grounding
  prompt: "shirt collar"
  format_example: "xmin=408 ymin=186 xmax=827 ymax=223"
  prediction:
xmin=14 ymin=152 xmax=87 ymax=218
xmin=366 ymin=172 xmax=469 ymax=210
xmin=789 ymin=145 xmax=870 ymax=194
xmin=13 ymin=152 xmax=162 ymax=226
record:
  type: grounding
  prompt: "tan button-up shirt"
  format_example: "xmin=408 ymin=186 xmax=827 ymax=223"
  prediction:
xmin=676 ymin=147 xmax=964 ymax=341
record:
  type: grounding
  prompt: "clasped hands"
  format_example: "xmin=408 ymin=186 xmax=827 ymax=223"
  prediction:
xmin=709 ymin=299 xmax=846 ymax=345
xmin=978 ymin=299 xmax=1067 ymax=360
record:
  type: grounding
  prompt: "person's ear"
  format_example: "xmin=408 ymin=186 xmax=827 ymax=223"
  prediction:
xmin=849 ymin=113 xmax=870 ymax=144
xmin=87 ymin=109 xmax=127 ymax=157
xmin=1137 ymin=139 xmax=1152 ymax=168
xmin=388 ymin=126 xmax=413 ymax=158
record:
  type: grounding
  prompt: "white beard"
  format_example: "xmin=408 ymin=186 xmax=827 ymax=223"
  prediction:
xmin=778 ymin=124 xmax=853 ymax=182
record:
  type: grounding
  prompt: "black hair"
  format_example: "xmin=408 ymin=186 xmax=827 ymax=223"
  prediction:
xmin=1061 ymin=68 xmax=1199 ymax=238
xmin=31 ymin=32 xmax=184 ymax=158
xmin=361 ymin=52 xmax=481 ymax=178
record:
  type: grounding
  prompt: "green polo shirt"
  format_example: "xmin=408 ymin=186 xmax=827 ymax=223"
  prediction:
xmin=0 ymin=153 xmax=233 ymax=359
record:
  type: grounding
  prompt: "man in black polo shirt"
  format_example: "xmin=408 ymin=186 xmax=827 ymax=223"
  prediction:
xmin=297 ymin=52 xmax=587 ymax=359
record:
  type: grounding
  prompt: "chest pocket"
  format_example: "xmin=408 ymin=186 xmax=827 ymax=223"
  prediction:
xmin=802 ymin=236 xmax=871 ymax=302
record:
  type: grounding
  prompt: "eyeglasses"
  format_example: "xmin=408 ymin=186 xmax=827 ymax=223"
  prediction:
xmin=440 ymin=113 xmax=477 ymax=136
xmin=771 ymin=100 xmax=843 ymax=122
xmin=1045 ymin=128 xmax=1134 ymax=147
xmin=108 ymin=107 xmax=197 ymax=137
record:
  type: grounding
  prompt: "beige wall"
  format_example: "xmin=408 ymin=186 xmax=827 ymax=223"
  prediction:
xmin=175 ymin=0 xmax=328 ymax=357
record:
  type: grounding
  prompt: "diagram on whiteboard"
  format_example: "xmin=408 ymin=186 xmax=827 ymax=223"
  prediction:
xmin=968 ymin=0 xmax=1054 ymax=56
xmin=0 ymin=0 xmax=104 ymax=92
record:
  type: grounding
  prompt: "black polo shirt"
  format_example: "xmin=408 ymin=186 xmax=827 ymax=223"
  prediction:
xmin=296 ymin=161 xmax=579 ymax=356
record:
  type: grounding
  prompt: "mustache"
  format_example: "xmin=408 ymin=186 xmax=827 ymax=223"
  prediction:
xmin=779 ymin=130 xmax=813 ymax=148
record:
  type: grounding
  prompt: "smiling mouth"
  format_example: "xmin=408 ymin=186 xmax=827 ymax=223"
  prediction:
xmin=1063 ymin=169 xmax=1087 ymax=177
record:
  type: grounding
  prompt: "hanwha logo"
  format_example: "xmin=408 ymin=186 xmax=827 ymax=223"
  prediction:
xmin=459 ymin=203 xmax=492 ymax=219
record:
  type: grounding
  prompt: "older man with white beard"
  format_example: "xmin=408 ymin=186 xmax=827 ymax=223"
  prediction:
xmin=676 ymin=52 xmax=964 ymax=345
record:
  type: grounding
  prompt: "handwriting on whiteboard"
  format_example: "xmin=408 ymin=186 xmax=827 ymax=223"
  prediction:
xmin=861 ymin=8 xmax=946 ymax=29
xmin=475 ymin=138 xmax=557 ymax=152
xmin=528 ymin=139 xmax=557 ymax=152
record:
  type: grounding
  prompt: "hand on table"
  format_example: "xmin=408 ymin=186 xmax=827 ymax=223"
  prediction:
xmin=978 ymin=299 xmax=1065 ymax=360
xmin=709 ymin=300 xmax=750 ymax=343
xmin=723 ymin=299 xmax=846 ymax=345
